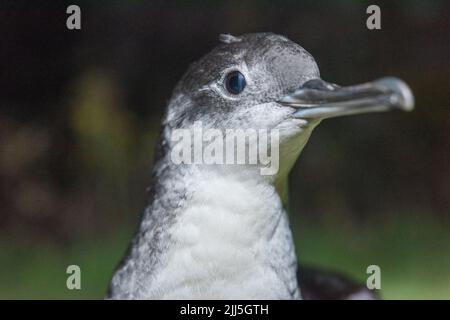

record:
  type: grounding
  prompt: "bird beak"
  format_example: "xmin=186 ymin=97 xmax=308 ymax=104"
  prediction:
xmin=278 ymin=77 xmax=414 ymax=119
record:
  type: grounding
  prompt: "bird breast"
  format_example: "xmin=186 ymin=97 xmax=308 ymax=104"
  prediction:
xmin=143 ymin=171 xmax=300 ymax=299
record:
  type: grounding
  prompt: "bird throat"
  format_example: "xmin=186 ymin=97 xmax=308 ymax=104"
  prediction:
xmin=155 ymin=163 xmax=300 ymax=298
xmin=107 ymin=121 xmax=316 ymax=299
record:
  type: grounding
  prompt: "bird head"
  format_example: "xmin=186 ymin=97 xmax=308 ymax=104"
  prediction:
xmin=163 ymin=33 xmax=414 ymax=181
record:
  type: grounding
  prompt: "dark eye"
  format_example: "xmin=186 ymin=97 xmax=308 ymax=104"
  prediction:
xmin=225 ymin=71 xmax=246 ymax=94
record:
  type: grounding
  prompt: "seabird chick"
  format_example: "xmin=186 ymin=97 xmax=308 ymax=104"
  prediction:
xmin=107 ymin=33 xmax=414 ymax=299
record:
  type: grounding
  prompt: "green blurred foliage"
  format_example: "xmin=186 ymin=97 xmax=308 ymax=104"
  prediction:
xmin=0 ymin=214 xmax=448 ymax=299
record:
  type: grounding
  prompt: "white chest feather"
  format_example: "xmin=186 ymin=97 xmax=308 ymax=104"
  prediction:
xmin=144 ymin=171 xmax=300 ymax=299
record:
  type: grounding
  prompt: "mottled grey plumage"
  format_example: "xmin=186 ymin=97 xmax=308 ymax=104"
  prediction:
xmin=107 ymin=33 xmax=413 ymax=299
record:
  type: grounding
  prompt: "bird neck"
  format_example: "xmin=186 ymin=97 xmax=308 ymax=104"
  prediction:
xmin=107 ymin=119 xmax=305 ymax=299
xmin=109 ymin=151 xmax=300 ymax=299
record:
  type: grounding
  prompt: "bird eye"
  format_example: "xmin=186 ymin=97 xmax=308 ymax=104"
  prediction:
xmin=224 ymin=71 xmax=246 ymax=94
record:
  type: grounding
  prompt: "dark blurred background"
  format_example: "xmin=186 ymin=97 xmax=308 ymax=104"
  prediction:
xmin=0 ymin=0 xmax=448 ymax=299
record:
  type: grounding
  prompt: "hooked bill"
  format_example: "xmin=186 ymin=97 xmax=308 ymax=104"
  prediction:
xmin=279 ymin=77 xmax=414 ymax=119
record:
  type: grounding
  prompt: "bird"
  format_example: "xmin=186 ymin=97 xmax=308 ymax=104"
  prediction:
xmin=106 ymin=33 xmax=414 ymax=299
